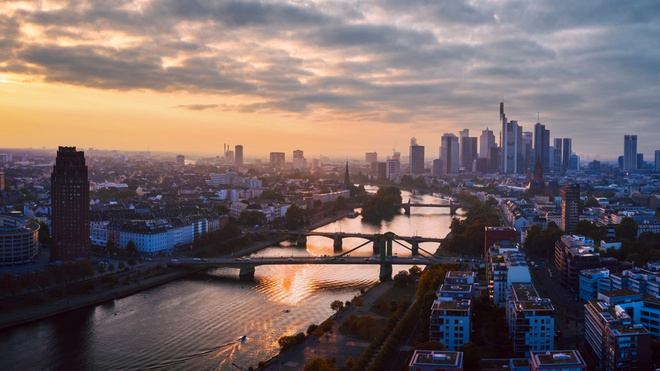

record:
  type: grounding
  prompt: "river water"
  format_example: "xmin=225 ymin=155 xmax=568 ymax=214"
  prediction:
xmin=0 ymin=191 xmax=459 ymax=371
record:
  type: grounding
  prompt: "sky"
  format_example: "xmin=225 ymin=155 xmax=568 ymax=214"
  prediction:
xmin=1 ymin=0 xmax=659 ymax=161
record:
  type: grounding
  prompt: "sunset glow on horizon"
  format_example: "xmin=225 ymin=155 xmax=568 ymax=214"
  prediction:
xmin=1 ymin=0 xmax=659 ymax=160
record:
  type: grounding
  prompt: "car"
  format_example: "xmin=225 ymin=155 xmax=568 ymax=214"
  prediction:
xmin=315 ymin=258 xmax=322 ymax=261
xmin=235 ymin=258 xmax=242 ymax=261
xmin=201 ymin=258 xmax=208 ymax=262
xmin=193 ymin=258 xmax=201 ymax=261
xmin=413 ymin=258 xmax=420 ymax=262
xmin=242 ymin=258 xmax=251 ymax=262
xmin=288 ymin=257 xmax=294 ymax=261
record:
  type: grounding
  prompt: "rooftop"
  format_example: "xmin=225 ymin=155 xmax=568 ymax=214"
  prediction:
xmin=432 ymin=298 xmax=472 ymax=311
xmin=410 ymin=350 xmax=463 ymax=368
xmin=530 ymin=350 xmax=586 ymax=367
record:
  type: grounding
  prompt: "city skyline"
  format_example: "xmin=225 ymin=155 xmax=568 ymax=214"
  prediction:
xmin=1 ymin=1 xmax=659 ymax=159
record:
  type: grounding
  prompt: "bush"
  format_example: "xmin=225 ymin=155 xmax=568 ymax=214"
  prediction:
xmin=307 ymin=324 xmax=319 ymax=335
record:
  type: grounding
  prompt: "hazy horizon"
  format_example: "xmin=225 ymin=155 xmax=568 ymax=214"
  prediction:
xmin=1 ymin=0 xmax=659 ymax=160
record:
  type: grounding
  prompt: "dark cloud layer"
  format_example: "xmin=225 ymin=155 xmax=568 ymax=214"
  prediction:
xmin=2 ymin=0 xmax=659 ymax=155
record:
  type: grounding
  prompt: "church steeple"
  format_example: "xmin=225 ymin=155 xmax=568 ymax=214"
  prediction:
xmin=344 ymin=160 xmax=352 ymax=190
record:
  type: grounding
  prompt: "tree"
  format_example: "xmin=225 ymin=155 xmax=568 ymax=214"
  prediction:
xmin=239 ymin=210 xmax=267 ymax=227
xmin=285 ymin=204 xmax=307 ymax=230
xmin=37 ymin=221 xmax=51 ymax=245
xmin=573 ymin=220 xmax=603 ymax=243
xmin=616 ymin=217 xmax=638 ymax=241
xmin=330 ymin=300 xmax=344 ymax=312
xmin=77 ymin=260 xmax=94 ymax=280
xmin=393 ymin=270 xmax=412 ymax=287
xmin=125 ymin=240 xmax=137 ymax=256
xmin=19 ymin=272 xmax=39 ymax=293
xmin=106 ymin=240 xmax=116 ymax=257
xmin=98 ymin=264 xmax=106 ymax=274
xmin=0 ymin=273 xmax=17 ymax=296
xmin=36 ymin=270 xmax=54 ymax=291
xmin=127 ymin=257 xmax=137 ymax=266
xmin=304 ymin=357 xmax=338 ymax=371
xmin=415 ymin=340 xmax=446 ymax=350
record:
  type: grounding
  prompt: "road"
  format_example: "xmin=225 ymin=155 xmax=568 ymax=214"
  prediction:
xmin=530 ymin=255 xmax=584 ymax=348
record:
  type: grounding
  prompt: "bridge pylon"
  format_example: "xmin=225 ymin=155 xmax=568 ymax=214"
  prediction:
xmin=333 ymin=235 xmax=343 ymax=251
xmin=411 ymin=240 xmax=419 ymax=255
xmin=379 ymin=263 xmax=392 ymax=281
xmin=239 ymin=266 xmax=255 ymax=280
xmin=297 ymin=234 xmax=307 ymax=247
xmin=373 ymin=236 xmax=384 ymax=254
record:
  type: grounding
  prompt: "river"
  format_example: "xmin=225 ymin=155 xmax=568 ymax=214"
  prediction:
xmin=0 ymin=190 xmax=460 ymax=371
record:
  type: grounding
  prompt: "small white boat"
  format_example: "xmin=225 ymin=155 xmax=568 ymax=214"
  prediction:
xmin=238 ymin=335 xmax=248 ymax=342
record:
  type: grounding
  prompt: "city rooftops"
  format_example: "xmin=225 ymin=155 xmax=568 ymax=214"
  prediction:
xmin=432 ymin=298 xmax=472 ymax=311
xmin=579 ymin=268 xmax=610 ymax=278
xmin=438 ymin=283 xmax=474 ymax=294
xmin=529 ymin=350 xmax=587 ymax=368
xmin=409 ymin=350 xmax=463 ymax=369
xmin=511 ymin=282 xmax=554 ymax=312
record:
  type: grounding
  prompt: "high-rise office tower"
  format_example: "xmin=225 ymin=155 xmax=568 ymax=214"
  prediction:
xmin=522 ymin=131 xmax=533 ymax=172
xmin=637 ymin=153 xmax=644 ymax=170
xmin=176 ymin=154 xmax=185 ymax=165
xmin=459 ymin=130 xmax=477 ymax=170
xmin=292 ymin=149 xmax=307 ymax=170
xmin=562 ymin=138 xmax=572 ymax=174
xmin=533 ymin=122 xmax=550 ymax=172
xmin=225 ymin=150 xmax=234 ymax=163
xmin=553 ymin=139 xmax=563 ymax=173
xmin=432 ymin=159 xmax=443 ymax=177
xmin=235 ymin=145 xmax=243 ymax=166
xmin=51 ymin=147 xmax=90 ymax=262
xmin=441 ymin=133 xmax=459 ymax=174
xmin=365 ymin=152 xmax=378 ymax=164
xmin=409 ymin=138 xmax=425 ymax=175
xmin=655 ymin=150 xmax=660 ymax=172
xmin=623 ymin=135 xmax=638 ymax=172
xmin=499 ymin=102 xmax=520 ymax=173
xmin=479 ymin=128 xmax=496 ymax=159
xmin=561 ymin=183 xmax=580 ymax=234
xmin=269 ymin=152 xmax=285 ymax=168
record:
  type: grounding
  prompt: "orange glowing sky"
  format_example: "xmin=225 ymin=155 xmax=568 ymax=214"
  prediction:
xmin=1 ymin=0 xmax=659 ymax=160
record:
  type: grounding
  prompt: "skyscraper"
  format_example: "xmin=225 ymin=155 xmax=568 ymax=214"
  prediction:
xmin=176 ymin=154 xmax=185 ymax=165
xmin=499 ymin=102 xmax=520 ymax=173
xmin=623 ymin=135 xmax=638 ymax=172
xmin=269 ymin=152 xmax=285 ymax=168
xmin=458 ymin=130 xmax=476 ymax=171
xmin=365 ymin=152 xmax=378 ymax=164
xmin=479 ymin=128 xmax=496 ymax=159
xmin=522 ymin=131 xmax=533 ymax=172
xmin=533 ymin=122 xmax=550 ymax=172
xmin=553 ymin=139 xmax=562 ymax=173
xmin=292 ymin=149 xmax=307 ymax=170
xmin=51 ymin=146 xmax=90 ymax=262
xmin=235 ymin=145 xmax=243 ymax=166
xmin=561 ymin=183 xmax=579 ymax=234
xmin=441 ymin=133 xmax=459 ymax=174
xmin=655 ymin=150 xmax=660 ymax=172
xmin=562 ymin=138 xmax=572 ymax=174
xmin=409 ymin=137 xmax=425 ymax=175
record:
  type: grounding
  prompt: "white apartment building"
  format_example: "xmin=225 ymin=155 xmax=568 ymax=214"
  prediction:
xmin=506 ymin=282 xmax=555 ymax=353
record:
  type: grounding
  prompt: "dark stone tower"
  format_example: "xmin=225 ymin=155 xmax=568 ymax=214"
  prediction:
xmin=51 ymin=146 xmax=91 ymax=261
xmin=344 ymin=161 xmax=352 ymax=191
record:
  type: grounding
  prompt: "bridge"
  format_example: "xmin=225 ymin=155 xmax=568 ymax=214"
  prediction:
xmin=173 ymin=231 xmax=453 ymax=281
xmin=396 ymin=199 xmax=462 ymax=216
xmin=267 ymin=230 xmax=443 ymax=255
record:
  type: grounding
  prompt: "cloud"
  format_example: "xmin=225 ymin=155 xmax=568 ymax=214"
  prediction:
xmin=174 ymin=104 xmax=219 ymax=111
xmin=1 ymin=0 xmax=660 ymax=156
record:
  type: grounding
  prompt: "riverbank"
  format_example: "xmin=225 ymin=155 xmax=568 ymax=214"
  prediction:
xmin=0 ymin=211 xmax=351 ymax=332
xmin=258 ymin=280 xmax=395 ymax=370
xmin=0 ymin=267 xmax=202 ymax=331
